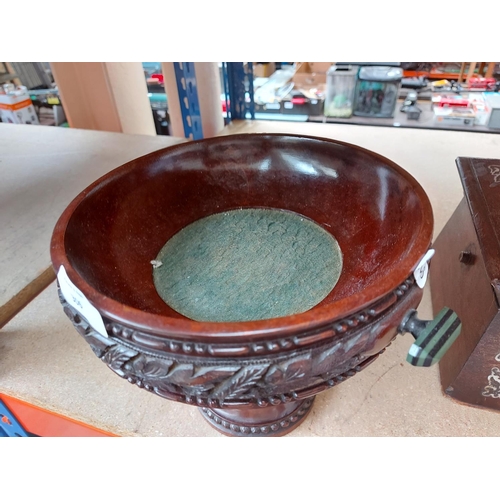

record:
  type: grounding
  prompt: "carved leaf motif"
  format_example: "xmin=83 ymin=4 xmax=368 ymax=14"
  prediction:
xmin=314 ymin=342 xmax=343 ymax=376
xmin=264 ymin=366 xmax=284 ymax=385
xmin=211 ymin=365 xmax=269 ymax=402
xmin=163 ymin=363 xmax=195 ymax=385
xmin=314 ymin=331 xmax=369 ymax=377
xmin=102 ymin=344 xmax=138 ymax=371
xmin=189 ymin=365 xmax=240 ymax=386
xmin=264 ymin=354 xmax=312 ymax=387
xmin=282 ymin=353 xmax=312 ymax=381
xmin=131 ymin=355 xmax=173 ymax=378
xmin=89 ymin=344 xmax=105 ymax=358
xmin=342 ymin=331 xmax=368 ymax=357
xmin=330 ymin=356 xmax=360 ymax=378
xmin=153 ymin=384 xmax=186 ymax=401
xmin=85 ymin=333 xmax=113 ymax=357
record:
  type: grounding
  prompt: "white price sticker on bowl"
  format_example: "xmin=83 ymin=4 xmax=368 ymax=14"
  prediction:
xmin=57 ymin=265 xmax=108 ymax=337
xmin=414 ymin=249 xmax=435 ymax=289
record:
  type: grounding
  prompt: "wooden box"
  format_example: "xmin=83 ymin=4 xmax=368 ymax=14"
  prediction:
xmin=292 ymin=62 xmax=334 ymax=88
xmin=431 ymin=156 xmax=500 ymax=410
xmin=253 ymin=62 xmax=276 ymax=78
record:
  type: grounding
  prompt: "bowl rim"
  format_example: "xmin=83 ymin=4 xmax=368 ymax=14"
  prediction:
xmin=50 ymin=133 xmax=433 ymax=342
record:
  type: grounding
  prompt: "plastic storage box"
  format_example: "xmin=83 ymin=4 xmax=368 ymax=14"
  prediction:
xmin=0 ymin=84 xmax=39 ymax=125
xmin=433 ymin=106 xmax=475 ymax=127
xmin=483 ymin=92 xmax=500 ymax=129
xmin=353 ymin=66 xmax=403 ymax=118
xmin=324 ymin=65 xmax=358 ymax=118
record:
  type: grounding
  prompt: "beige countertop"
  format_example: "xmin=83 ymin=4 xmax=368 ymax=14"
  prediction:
xmin=3 ymin=282 xmax=500 ymax=437
xmin=0 ymin=124 xmax=185 ymax=327
xmin=2 ymin=120 xmax=500 ymax=436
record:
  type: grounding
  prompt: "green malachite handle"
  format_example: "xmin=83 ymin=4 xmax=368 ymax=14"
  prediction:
xmin=399 ymin=307 xmax=462 ymax=367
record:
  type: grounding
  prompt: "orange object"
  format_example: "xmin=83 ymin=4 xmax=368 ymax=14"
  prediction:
xmin=0 ymin=393 xmax=116 ymax=437
xmin=0 ymin=98 xmax=32 ymax=111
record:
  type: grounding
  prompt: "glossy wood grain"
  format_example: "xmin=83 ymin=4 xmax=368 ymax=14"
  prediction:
xmin=51 ymin=133 xmax=433 ymax=341
xmin=50 ymin=133 xmax=434 ymax=435
xmin=432 ymin=157 xmax=500 ymax=412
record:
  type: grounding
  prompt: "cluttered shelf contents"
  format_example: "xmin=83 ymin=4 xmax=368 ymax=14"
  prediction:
xmin=252 ymin=62 xmax=500 ymax=133
xmin=0 ymin=62 xmax=172 ymax=134
xmin=2 ymin=62 xmax=499 ymax=134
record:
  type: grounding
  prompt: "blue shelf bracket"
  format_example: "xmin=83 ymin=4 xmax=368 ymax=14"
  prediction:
xmin=0 ymin=399 xmax=29 ymax=437
xmin=173 ymin=62 xmax=204 ymax=140
xmin=222 ymin=62 xmax=255 ymax=122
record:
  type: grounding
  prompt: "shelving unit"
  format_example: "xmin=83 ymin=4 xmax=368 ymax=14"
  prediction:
xmin=134 ymin=62 xmax=500 ymax=137
xmin=219 ymin=62 xmax=500 ymax=134
xmin=307 ymin=101 xmax=494 ymax=134
xmin=402 ymin=62 xmax=498 ymax=82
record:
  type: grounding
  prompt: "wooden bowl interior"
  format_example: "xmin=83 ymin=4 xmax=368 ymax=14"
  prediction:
xmin=63 ymin=135 xmax=428 ymax=320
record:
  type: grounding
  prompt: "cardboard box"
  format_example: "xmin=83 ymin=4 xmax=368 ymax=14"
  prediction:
xmin=307 ymin=62 xmax=335 ymax=73
xmin=468 ymin=94 xmax=491 ymax=126
xmin=433 ymin=106 xmax=475 ymax=127
xmin=253 ymin=63 xmax=276 ymax=78
xmin=483 ymin=92 xmax=500 ymax=129
xmin=0 ymin=86 xmax=39 ymax=125
xmin=292 ymin=62 xmax=334 ymax=87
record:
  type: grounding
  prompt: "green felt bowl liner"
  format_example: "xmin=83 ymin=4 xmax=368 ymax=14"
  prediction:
xmin=153 ymin=208 xmax=343 ymax=322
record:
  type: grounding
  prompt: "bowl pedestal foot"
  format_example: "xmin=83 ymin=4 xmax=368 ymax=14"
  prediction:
xmin=199 ymin=397 xmax=315 ymax=437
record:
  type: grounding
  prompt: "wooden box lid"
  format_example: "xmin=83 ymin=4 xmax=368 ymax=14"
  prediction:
xmin=456 ymin=157 xmax=500 ymax=302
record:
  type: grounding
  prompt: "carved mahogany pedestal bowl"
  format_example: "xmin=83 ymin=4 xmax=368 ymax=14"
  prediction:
xmin=51 ymin=134 xmax=434 ymax=437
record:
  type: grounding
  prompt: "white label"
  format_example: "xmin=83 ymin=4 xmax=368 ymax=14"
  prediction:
xmin=284 ymin=102 xmax=294 ymax=109
xmin=414 ymin=249 xmax=435 ymax=289
xmin=57 ymin=265 xmax=108 ymax=337
xmin=311 ymin=99 xmax=318 ymax=105
xmin=408 ymin=344 xmax=422 ymax=357
xmin=266 ymin=103 xmax=280 ymax=110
